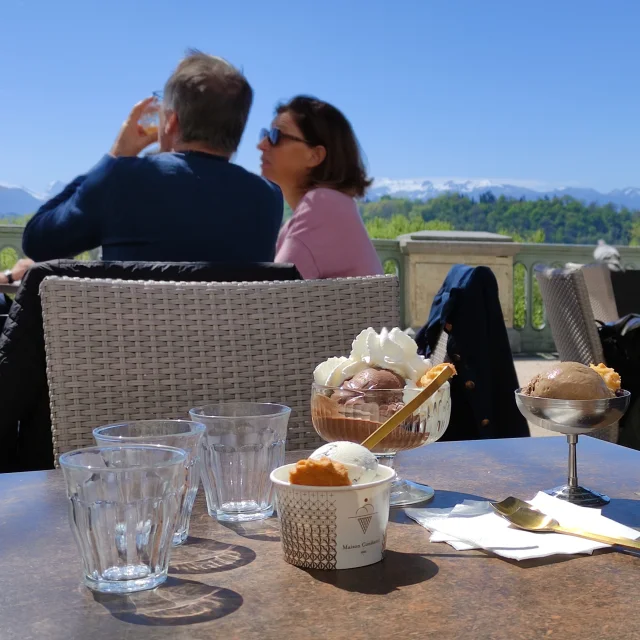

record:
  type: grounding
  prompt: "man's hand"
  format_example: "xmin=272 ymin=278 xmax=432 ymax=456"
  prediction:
xmin=11 ymin=258 xmax=34 ymax=281
xmin=0 ymin=258 xmax=35 ymax=284
xmin=110 ymin=97 xmax=159 ymax=158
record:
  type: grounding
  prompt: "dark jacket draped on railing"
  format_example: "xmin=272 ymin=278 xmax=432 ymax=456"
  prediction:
xmin=416 ymin=264 xmax=529 ymax=441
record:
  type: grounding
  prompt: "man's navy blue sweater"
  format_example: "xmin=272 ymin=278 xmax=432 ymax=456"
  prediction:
xmin=23 ymin=151 xmax=283 ymax=262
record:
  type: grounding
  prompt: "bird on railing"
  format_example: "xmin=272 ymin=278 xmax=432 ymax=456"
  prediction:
xmin=594 ymin=239 xmax=624 ymax=272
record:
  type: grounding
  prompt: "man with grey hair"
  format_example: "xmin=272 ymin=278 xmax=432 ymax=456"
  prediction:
xmin=23 ymin=51 xmax=283 ymax=263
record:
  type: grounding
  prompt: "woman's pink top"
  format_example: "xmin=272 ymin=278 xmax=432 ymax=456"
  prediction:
xmin=275 ymin=188 xmax=384 ymax=279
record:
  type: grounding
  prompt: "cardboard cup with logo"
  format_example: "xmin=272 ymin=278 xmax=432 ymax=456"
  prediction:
xmin=270 ymin=464 xmax=395 ymax=570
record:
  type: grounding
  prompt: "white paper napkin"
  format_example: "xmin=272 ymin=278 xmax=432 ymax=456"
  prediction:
xmin=405 ymin=492 xmax=640 ymax=560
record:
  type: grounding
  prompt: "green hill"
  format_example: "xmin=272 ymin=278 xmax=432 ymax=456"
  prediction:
xmin=360 ymin=192 xmax=640 ymax=245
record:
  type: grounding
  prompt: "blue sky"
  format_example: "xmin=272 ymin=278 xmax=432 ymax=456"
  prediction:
xmin=1 ymin=0 xmax=638 ymax=193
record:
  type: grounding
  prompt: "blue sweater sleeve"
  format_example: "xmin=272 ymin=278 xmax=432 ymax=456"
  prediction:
xmin=22 ymin=155 xmax=117 ymax=261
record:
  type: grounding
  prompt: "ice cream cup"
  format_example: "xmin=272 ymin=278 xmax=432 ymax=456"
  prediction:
xmin=270 ymin=464 xmax=395 ymax=570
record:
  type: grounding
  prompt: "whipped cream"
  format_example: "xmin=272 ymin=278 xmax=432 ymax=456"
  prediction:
xmin=313 ymin=327 xmax=432 ymax=387
xmin=313 ymin=356 xmax=368 ymax=388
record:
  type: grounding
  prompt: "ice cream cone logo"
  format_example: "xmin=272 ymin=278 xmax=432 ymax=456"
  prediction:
xmin=351 ymin=503 xmax=375 ymax=534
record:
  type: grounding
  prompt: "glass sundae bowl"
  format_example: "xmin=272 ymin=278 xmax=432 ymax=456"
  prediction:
xmin=311 ymin=381 xmax=451 ymax=506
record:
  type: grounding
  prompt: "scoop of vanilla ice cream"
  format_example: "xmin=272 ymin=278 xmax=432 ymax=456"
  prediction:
xmin=310 ymin=441 xmax=379 ymax=484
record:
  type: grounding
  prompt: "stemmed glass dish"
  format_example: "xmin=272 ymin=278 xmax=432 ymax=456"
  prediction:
xmin=311 ymin=382 xmax=451 ymax=506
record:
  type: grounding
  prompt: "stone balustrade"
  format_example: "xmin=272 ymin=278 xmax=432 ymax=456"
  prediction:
xmin=0 ymin=224 xmax=99 ymax=265
xmin=373 ymin=233 xmax=640 ymax=354
xmin=0 ymin=225 xmax=27 ymax=265
xmin=3 ymin=222 xmax=638 ymax=354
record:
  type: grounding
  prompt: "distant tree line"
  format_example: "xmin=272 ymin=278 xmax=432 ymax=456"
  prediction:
xmin=10 ymin=191 xmax=640 ymax=247
xmin=360 ymin=192 xmax=640 ymax=245
xmin=2 ymin=214 xmax=32 ymax=225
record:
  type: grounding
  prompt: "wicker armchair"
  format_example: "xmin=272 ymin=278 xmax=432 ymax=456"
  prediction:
xmin=40 ymin=275 xmax=399 ymax=461
xmin=535 ymin=265 xmax=618 ymax=442
xmin=571 ymin=263 xmax=619 ymax=324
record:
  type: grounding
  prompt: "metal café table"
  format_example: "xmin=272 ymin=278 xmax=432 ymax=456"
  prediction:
xmin=1 ymin=437 xmax=639 ymax=640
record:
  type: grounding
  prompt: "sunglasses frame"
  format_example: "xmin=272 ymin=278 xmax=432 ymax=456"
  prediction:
xmin=259 ymin=127 xmax=309 ymax=147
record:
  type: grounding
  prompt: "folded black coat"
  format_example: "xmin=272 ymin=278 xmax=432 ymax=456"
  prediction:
xmin=415 ymin=264 xmax=529 ymax=441
xmin=0 ymin=260 xmax=301 ymax=473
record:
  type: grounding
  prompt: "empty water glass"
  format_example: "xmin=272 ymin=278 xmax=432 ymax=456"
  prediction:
xmin=60 ymin=445 xmax=186 ymax=593
xmin=189 ymin=403 xmax=291 ymax=522
xmin=93 ymin=420 xmax=205 ymax=545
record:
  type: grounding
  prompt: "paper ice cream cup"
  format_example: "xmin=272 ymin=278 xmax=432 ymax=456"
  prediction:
xmin=270 ymin=464 xmax=395 ymax=570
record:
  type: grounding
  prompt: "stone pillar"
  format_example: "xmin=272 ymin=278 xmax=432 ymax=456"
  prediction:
xmin=0 ymin=224 xmax=26 ymax=258
xmin=398 ymin=231 xmax=522 ymax=352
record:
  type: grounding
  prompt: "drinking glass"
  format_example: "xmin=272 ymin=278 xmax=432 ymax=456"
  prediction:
xmin=93 ymin=420 xmax=205 ymax=545
xmin=189 ymin=403 xmax=291 ymax=522
xmin=60 ymin=445 xmax=186 ymax=593
xmin=138 ymin=90 xmax=163 ymax=135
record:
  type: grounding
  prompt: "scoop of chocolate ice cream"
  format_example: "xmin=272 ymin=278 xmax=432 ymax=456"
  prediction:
xmin=522 ymin=362 xmax=613 ymax=400
xmin=343 ymin=367 xmax=405 ymax=391
xmin=333 ymin=367 xmax=405 ymax=405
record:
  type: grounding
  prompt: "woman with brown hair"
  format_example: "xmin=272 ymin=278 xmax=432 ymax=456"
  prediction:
xmin=258 ymin=96 xmax=383 ymax=279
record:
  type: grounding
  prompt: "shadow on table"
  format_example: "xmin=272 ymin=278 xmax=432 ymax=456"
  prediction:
xmin=304 ymin=550 xmax=438 ymax=594
xmin=220 ymin=517 xmax=281 ymax=542
xmin=169 ymin=536 xmax=256 ymax=574
xmin=93 ymin=576 xmax=242 ymax=626
xmin=390 ymin=489 xmax=490 ymax=524
xmin=602 ymin=498 xmax=640 ymax=530
xmin=491 ymin=550 xmax=615 ymax=570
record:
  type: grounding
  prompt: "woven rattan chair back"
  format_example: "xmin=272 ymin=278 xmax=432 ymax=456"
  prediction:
xmin=40 ymin=275 xmax=400 ymax=462
xmin=535 ymin=265 xmax=617 ymax=442
xmin=430 ymin=330 xmax=450 ymax=366
xmin=578 ymin=263 xmax=619 ymax=324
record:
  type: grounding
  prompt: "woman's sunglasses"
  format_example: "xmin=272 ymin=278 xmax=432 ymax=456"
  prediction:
xmin=259 ymin=127 xmax=309 ymax=147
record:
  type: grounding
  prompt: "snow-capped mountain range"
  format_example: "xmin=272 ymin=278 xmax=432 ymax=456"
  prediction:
xmin=0 ymin=180 xmax=66 ymax=216
xmin=2 ymin=176 xmax=640 ymax=215
xmin=366 ymin=178 xmax=640 ymax=209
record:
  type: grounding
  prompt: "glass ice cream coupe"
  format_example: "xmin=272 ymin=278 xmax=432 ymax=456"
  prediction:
xmin=311 ymin=381 xmax=451 ymax=506
xmin=515 ymin=390 xmax=630 ymax=507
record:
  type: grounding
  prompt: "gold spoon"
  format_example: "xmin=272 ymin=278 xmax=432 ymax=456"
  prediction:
xmin=491 ymin=496 xmax=531 ymax=516
xmin=491 ymin=500 xmax=640 ymax=551
xmin=360 ymin=365 xmax=454 ymax=451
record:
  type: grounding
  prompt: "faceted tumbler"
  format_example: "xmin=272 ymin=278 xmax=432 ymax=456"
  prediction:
xmin=189 ymin=403 xmax=290 ymax=522
xmin=60 ymin=445 xmax=186 ymax=593
xmin=93 ymin=420 xmax=205 ymax=545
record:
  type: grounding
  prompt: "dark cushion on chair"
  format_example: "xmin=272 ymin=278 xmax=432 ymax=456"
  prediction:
xmin=610 ymin=270 xmax=640 ymax=318
xmin=0 ymin=260 xmax=302 ymax=472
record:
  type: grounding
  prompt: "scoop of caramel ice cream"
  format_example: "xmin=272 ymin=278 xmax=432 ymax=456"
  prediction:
xmin=289 ymin=457 xmax=352 ymax=486
xmin=418 ymin=362 xmax=457 ymax=388
xmin=522 ymin=361 xmax=613 ymax=400
xmin=590 ymin=363 xmax=622 ymax=392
